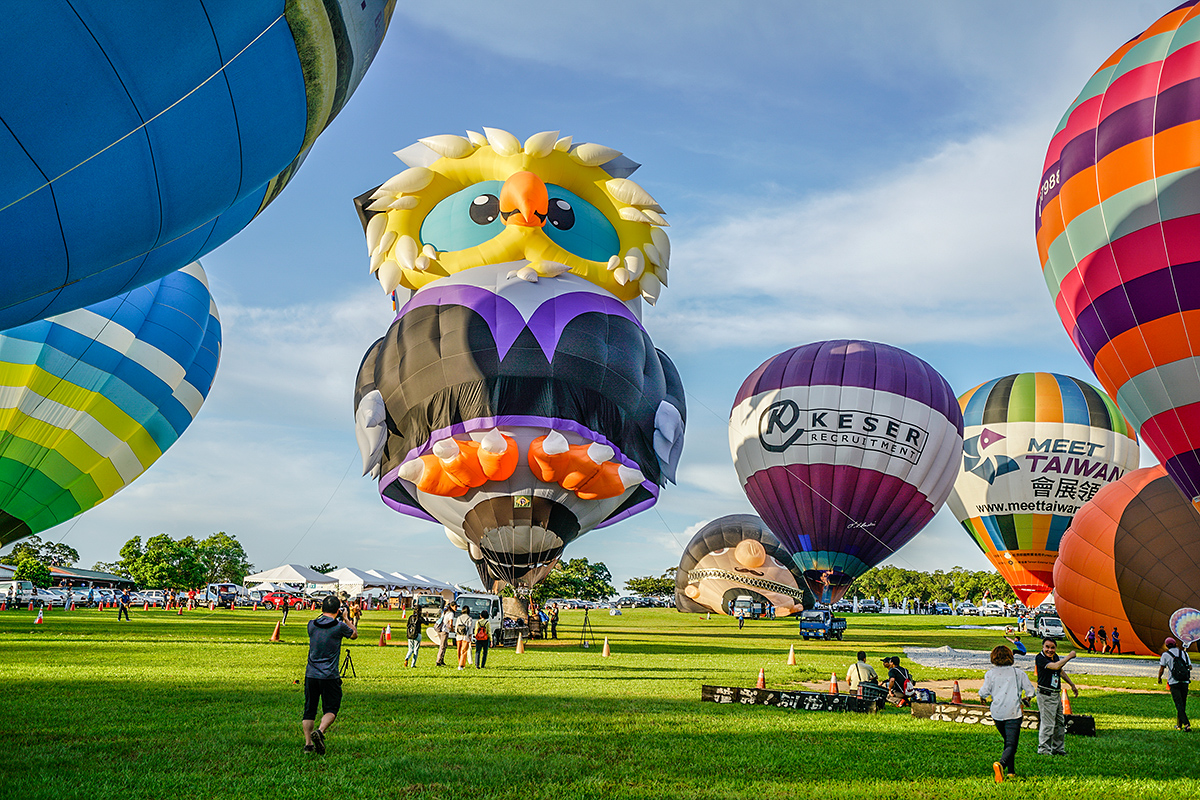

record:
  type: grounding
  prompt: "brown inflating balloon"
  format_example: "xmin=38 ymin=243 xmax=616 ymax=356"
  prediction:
xmin=1054 ymin=465 xmax=1200 ymax=655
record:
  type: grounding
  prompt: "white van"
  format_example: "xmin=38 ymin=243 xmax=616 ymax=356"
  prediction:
xmin=1 ymin=580 xmax=36 ymax=606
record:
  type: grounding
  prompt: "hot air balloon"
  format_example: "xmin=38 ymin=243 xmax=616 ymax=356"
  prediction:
xmin=729 ymin=340 xmax=963 ymax=604
xmin=0 ymin=0 xmax=394 ymax=329
xmin=0 ymin=263 xmax=221 ymax=545
xmin=1037 ymin=1 xmax=1200 ymax=509
xmin=1054 ymin=465 xmax=1200 ymax=656
xmin=674 ymin=514 xmax=814 ymax=617
xmin=353 ymin=130 xmax=684 ymax=591
xmin=946 ymin=372 xmax=1140 ymax=607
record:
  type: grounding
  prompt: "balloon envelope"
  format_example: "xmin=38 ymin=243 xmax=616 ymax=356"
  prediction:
xmin=729 ymin=340 xmax=963 ymax=603
xmin=1054 ymin=464 xmax=1200 ymax=656
xmin=946 ymin=372 xmax=1139 ymax=606
xmin=1037 ymin=1 xmax=1200 ymax=508
xmin=0 ymin=0 xmax=393 ymax=328
xmin=0 ymin=263 xmax=221 ymax=545
xmin=674 ymin=514 xmax=813 ymax=616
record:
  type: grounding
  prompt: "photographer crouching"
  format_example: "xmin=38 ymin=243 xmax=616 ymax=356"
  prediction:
xmin=303 ymin=596 xmax=358 ymax=754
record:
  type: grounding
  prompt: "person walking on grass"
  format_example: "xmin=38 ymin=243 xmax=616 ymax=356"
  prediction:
xmin=1097 ymin=625 xmax=1108 ymax=653
xmin=1034 ymin=638 xmax=1078 ymax=755
xmin=118 ymin=588 xmax=131 ymax=621
xmin=474 ymin=611 xmax=491 ymax=668
xmin=1157 ymin=637 xmax=1192 ymax=732
xmin=1085 ymin=626 xmax=1096 ymax=653
xmin=1111 ymin=627 xmax=1121 ymax=654
xmin=736 ymin=608 xmax=745 ymax=630
xmin=979 ymin=644 xmax=1036 ymax=783
xmin=404 ymin=604 xmax=422 ymax=668
xmin=303 ymin=596 xmax=357 ymax=754
xmin=435 ymin=603 xmax=456 ymax=666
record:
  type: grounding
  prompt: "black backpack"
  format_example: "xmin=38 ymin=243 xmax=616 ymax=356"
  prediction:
xmin=1169 ymin=649 xmax=1192 ymax=683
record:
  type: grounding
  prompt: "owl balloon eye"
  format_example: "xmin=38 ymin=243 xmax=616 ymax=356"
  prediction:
xmin=547 ymin=198 xmax=574 ymax=230
xmin=543 ymin=185 xmax=619 ymax=262
xmin=420 ymin=181 xmax=505 ymax=251
xmin=470 ymin=194 xmax=500 ymax=225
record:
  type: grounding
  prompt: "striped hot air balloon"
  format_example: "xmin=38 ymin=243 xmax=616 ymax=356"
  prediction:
xmin=1037 ymin=1 xmax=1200 ymax=508
xmin=0 ymin=262 xmax=221 ymax=545
xmin=729 ymin=341 xmax=964 ymax=604
xmin=946 ymin=372 xmax=1140 ymax=607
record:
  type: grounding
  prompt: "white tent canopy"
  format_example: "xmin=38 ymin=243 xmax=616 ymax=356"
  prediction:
xmin=243 ymin=564 xmax=335 ymax=586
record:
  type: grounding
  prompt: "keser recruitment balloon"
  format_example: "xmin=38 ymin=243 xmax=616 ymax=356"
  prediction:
xmin=353 ymin=129 xmax=684 ymax=590
xmin=1054 ymin=464 xmax=1200 ymax=656
xmin=729 ymin=341 xmax=964 ymax=604
xmin=674 ymin=514 xmax=814 ymax=617
xmin=0 ymin=1 xmax=394 ymax=329
xmin=946 ymin=372 xmax=1139 ymax=607
xmin=1037 ymin=0 xmax=1200 ymax=509
xmin=0 ymin=263 xmax=221 ymax=545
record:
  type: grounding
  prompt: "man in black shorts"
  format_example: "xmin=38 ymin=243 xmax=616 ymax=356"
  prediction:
xmin=303 ymin=596 xmax=357 ymax=754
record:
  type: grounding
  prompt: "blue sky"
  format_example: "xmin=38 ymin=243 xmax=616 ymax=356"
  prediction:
xmin=18 ymin=1 xmax=1171 ymax=590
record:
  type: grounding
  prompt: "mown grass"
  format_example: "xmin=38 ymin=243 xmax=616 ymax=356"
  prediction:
xmin=2 ymin=607 xmax=1195 ymax=799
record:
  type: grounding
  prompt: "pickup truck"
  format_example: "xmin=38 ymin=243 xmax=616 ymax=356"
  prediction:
xmin=799 ymin=609 xmax=847 ymax=640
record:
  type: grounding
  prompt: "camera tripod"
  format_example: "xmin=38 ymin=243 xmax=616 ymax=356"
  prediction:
xmin=578 ymin=608 xmax=596 ymax=649
xmin=339 ymin=647 xmax=356 ymax=678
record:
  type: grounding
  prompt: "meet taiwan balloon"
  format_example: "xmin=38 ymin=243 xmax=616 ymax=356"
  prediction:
xmin=353 ymin=130 xmax=684 ymax=591
xmin=674 ymin=515 xmax=814 ymax=617
xmin=729 ymin=341 xmax=963 ymax=604
xmin=0 ymin=263 xmax=221 ymax=545
xmin=1053 ymin=465 xmax=1200 ymax=656
xmin=1037 ymin=1 xmax=1200 ymax=509
xmin=946 ymin=373 xmax=1139 ymax=607
xmin=0 ymin=1 xmax=394 ymax=329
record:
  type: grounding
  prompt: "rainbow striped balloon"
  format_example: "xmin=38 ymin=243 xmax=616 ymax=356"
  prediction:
xmin=946 ymin=373 xmax=1140 ymax=607
xmin=0 ymin=262 xmax=220 ymax=545
xmin=1038 ymin=1 xmax=1200 ymax=506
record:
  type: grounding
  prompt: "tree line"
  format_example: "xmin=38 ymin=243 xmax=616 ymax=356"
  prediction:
xmin=622 ymin=564 xmax=1017 ymax=606
xmin=2 ymin=532 xmax=253 ymax=589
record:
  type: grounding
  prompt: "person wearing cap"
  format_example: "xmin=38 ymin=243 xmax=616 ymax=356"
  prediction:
xmin=882 ymin=656 xmax=916 ymax=706
xmin=1157 ymin=637 xmax=1192 ymax=732
xmin=1034 ymin=637 xmax=1078 ymax=755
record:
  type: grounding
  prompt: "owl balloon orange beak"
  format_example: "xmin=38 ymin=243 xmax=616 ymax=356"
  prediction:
xmin=499 ymin=172 xmax=549 ymax=227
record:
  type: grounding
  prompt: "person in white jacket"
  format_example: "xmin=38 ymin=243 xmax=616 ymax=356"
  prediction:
xmin=979 ymin=644 xmax=1036 ymax=783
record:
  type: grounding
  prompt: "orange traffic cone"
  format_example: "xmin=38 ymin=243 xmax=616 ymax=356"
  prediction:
xmin=143 ymin=601 xmax=149 ymax=611
xmin=70 ymin=602 xmax=76 ymax=611
xmin=209 ymin=601 xmax=215 ymax=611
xmin=385 ymin=624 xmax=392 ymax=642
xmin=829 ymin=672 xmax=839 ymax=694
xmin=952 ymin=681 xmax=963 ymax=704
xmin=602 ymin=637 xmax=611 ymax=657
xmin=270 ymin=621 xmax=281 ymax=642
xmin=28 ymin=602 xmax=34 ymax=611
xmin=786 ymin=644 xmax=796 ymax=665
xmin=516 ymin=634 xmax=525 ymax=654
xmin=1061 ymin=687 xmax=1072 ymax=715
xmin=379 ymin=628 xmax=387 ymax=647
xmin=1 ymin=602 xmax=6 ymax=611
xmin=35 ymin=609 xmax=44 ymax=624
xmin=253 ymin=603 xmax=258 ymax=611
xmin=756 ymin=667 xmax=766 ymax=689
xmin=177 ymin=605 xmax=183 ymax=616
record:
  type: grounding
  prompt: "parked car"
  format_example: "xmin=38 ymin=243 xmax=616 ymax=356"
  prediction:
xmin=980 ymin=601 xmax=1006 ymax=617
xmin=133 ymin=590 xmax=166 ymax=607
xmin=956 ymin=602 xmax=979 ymax=616
xmin=1 ymin=579 xmax=38 ymax=606
xmin=858 ymin=599 xmax=882 ymax=613
xmin=261 ymin=591 xmax=306 ymax=609
xmin=33 ymin=588 xmax=65 ymax=607
xmin=933 ymin=602 xmax=953 ymax=615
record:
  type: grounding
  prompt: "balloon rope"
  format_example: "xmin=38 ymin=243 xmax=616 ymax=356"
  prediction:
xmin=275 ymin=447 xmax=360 ymax=567
xmin=0 ymin=14 xmax=288 ymax=216
xmin=683 ymin=388 xmax=922 ymax=572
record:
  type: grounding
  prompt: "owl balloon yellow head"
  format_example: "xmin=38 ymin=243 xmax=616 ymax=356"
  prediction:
xmin=356 ymin=128 xmax=670 ymax=304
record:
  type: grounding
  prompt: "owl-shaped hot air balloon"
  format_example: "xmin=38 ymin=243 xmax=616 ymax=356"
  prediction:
xmin=946 ymin=373 xmax=1140 ymax=607
xmin=353 ymin=130 xmax=684 ymax=590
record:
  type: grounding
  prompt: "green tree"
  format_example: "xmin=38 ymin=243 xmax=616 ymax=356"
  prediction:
xmin=2 ymin=535 xmax=79 ymax=567
xmin=92 ymin=561 xmax=131 ymax=578
xmin=531 ymin=558 xmax=614 ymax=604
xmin=624 ymin=574 xmax=675 ymax=596
xmin=119 ymin=534 xmax=205 ymax=589
xmin=14 ymin=556 xmax=51 ymax=588
xmin=194 ymin=532 xmax=253 ymax=584
xmin=309 ymin=563 xmax=338 ymax=574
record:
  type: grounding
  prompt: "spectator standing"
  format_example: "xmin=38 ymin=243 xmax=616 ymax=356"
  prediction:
xmin=1157 ymin=637 xmax=1192 ymax=732
xmin=118 ymin=588 xmax=131 ymax=621
xmin=435 ymin=603 xmax=456 ymax=666
xmin=1097 ymin=625 xmax=1108 ymax=653
xmin=736 ymin=608 xmax=745 ymax=630
xmin=404 ymin=606 xmax=422 ymax=668
xmin=454 ymin=606 xmax=474 ymax=670
xmin=1111 ymin=627 xmax=1121 ymax=654
xmin=474 ymin=611 xmax=491 ymax=668
xmin=549 ymin=604 xmax=559 ymax=640
xmin=1085 ymin=626 xmax=1096 ymax=653
xmin=979 ymin=644 xmax=1036 ymax=782
xmin=302 ymin=597 xmax=357 ymax=753
xmin=1034 ymin=638 xmax=1078 ymax=755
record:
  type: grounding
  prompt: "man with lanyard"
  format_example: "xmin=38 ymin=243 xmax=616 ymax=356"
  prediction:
xmin=434 ymin=602 xmax=456 ymax=667
xmin=846 ymin=651 xmax=878 ymax=691
xmin=1034 ymin=638 xmax=1078 ymax=755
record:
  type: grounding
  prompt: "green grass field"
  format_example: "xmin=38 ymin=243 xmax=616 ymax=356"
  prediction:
xmin=2 ymin=606 xmax=1196 ymax=799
